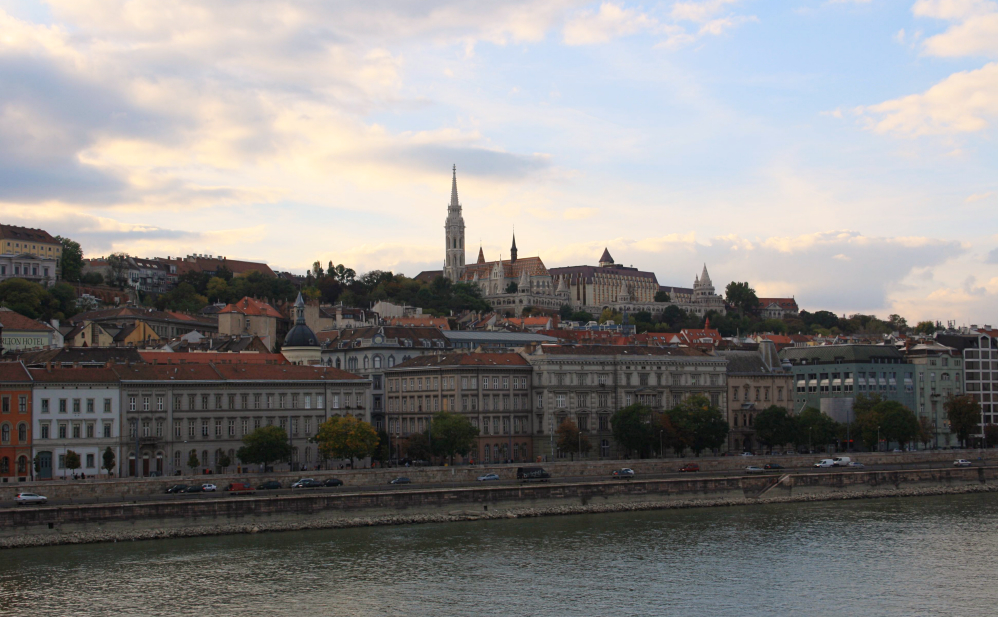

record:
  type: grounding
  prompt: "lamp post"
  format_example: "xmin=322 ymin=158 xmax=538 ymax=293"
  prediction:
xmin=808 ymin=426 xmax=812 ymax=453
xmin=877 ymin=426 xmax=880 ymax=452
xmin=660 ymin=429 xmax=664 ymax=459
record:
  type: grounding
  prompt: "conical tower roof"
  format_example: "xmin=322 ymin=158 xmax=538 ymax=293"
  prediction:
xmin=450 ymin=164 xmax=460 ymax=207
xmin=700 ymin=264 xmax=712 ymax=286
xmin=599 ymin=247 xmax=614 ymax=265
xmin=477 ymin=246 xmax=485 ymax=264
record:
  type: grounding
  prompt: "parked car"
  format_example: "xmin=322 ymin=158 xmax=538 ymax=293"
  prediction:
xmin=15 ymin=492 xmax=47 ymax=505
xmin=784 ymin=450 xmax=797 ymax=456
xmin=814 ymin=459 xmax=835 ymax=468
xmin=224 ymin=482 xmax=256 ymax=494
xmin=516 ymin=467 xmax=551 ymax=481
xmin=257 ymin=480 xmax=282 ymax=490
xmin=679 ymin=463 xmax=700 ymax=473
xmin=763 ymin=463 xmax=783 ymax=470
xmin=954 ymin=459 xmax=973 ymax=467
xmin=390 ymin=477 xmax=412 ymax=485
xmin=745 ymin=466 xmax=764 ymax=474
xmin=832 ymin=457 xmax=852 ymax=467
xmin=165 ymin=484 xmax=188 ymax=494
xmin=847 ymin=462 xmax=866 ymax=468
xmin=292 ymin=478 xmax=321 ymax=489
xmin=612 ymin=468 xmax=635 ymax=479
xmin=322 ymin=478 xmax=344 ymax=487
xmin=185 ymin=484 xmax=204 ymax=493
xmin=892 ymin=448 xmax=903 ymax=453
xmin=741 ymin=452 xmax=755 ymax=457
xmin=477 ymin=473 xmax=500 ymax=481
xmin=201 ymin=483 xmax=217 ymax=492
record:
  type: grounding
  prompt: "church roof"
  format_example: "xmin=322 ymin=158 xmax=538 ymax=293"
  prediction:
xmin=450 ymin=164 xmax=460 ymax=207
xmin=460 ymin=256 xmax=549 ymax=280
xmin=477 ymin=246 xmax=485 ymax=264
xmin=599 ymin=248 xmax=614 ymax=263
xmin=549 ymin=265 xmax=658 ymax=285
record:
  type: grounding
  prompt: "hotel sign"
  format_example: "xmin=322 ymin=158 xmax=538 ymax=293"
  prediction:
xmin=2 ymin=332 xmax=53 ymax=351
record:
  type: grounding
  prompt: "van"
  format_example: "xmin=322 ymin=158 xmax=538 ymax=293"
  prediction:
xmin=516 ymin=467 xmax=551 ymax=481
xmin=832 ymin=457 xmax=852 ymax=467
xmin=225 ymin=482 xmax=256 ymax=495
xmin=814 ymin=459 xmax=835 ymax=468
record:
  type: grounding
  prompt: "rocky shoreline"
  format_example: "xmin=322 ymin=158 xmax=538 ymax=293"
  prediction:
xmin=3 ymin=483 xmax=996 ymax=550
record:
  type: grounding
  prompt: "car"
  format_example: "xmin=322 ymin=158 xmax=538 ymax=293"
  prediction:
xmin=745 ymin=466 xmax=764 ymax=474
xmin=612 ymin=468 xmax=635 ymax=479
xmin=679 ymin=463 xmax=700 ymax=473
xmin=322 ymin=478 xmax=344 ymax=487
xmin=954 ymin=459 xmax=973 ymax=467
xmin=763 ymin=463 xmax=783 ymax=470
xmin=847 ymin=461 xmax=866 ymax=468
xmin=257 ymin=480 xmax=282 ymax=490
xmin=224 ymin=482 xmax=256 ymax=494
xmin=477 ymin=473 xmax=500 ymax=482
xmin=291 ymin=478 xmax=320 ymax=489
xmin=892 ymin=448 xmax=903 ymax=453
xmin=201 ymin=483 xmax=217 ymax=492
xmin=389 ymin=477 xmax=412 ymax=485
xmin=814 ymin=459 xmax=835 ymax=468
xmin=784 ymin=450 xmax=796 ymax=456
xmin=185 ymin=484 xmax=204 ymax=493
xmin=15 ymin=492 xmax=47 ymax=505
xmin=741 ymin=452 xmax=755 ymax=457
xmin=165 ymin=484 xmax=188 ymax=494
xmin=516 ymin=467 xmax=551 ymax=481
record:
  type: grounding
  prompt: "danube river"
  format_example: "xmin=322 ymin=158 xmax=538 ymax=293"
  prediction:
xmin=2 ymin=493 xmax=997 ymax=616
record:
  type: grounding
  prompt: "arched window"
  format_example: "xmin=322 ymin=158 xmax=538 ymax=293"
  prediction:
xmin=388 ymin=356 xmax=395 ymax=367
xmin=941 ymin=373 xmax=951 ymax=381
xmin=363 ymin=356 xmax=370 ymax=369
xmin=305 ymin=447 xmax=312 ymax=463
xmin=0 ymin=424 xmax=8 ymax=443
xmin=17 ymin=456 xmax=27 ymax=475
xmin=483 ymin=444 xmax=491 ymax=463
xmin=201 ymin=450 xmax=208 ymax=466
xmin=0 ymin=457 xmax=8 ymax=474
xmin=373 ymin=355 xmax=383 ymax=369
xmin=348 ymin=357 xmax=358 ymax=370
xmin=335 ymin=358 xmax=342 ymax=368
xmin=17 ymin=423 xmax=26 ymax=443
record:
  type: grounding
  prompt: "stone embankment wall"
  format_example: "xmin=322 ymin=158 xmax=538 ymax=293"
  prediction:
xmin=3 ymin=449 xmax=993 ymax=502
xmin=3 ymin=465 xmax=996 ymax=549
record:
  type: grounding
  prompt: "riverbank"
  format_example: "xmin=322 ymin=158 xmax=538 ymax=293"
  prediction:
xmin=3 ymin=466 xmax=993 ymax=550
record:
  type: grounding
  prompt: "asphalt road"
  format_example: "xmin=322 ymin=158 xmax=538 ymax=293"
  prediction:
xmin=3 ymin=459 xmax=989 ymax=510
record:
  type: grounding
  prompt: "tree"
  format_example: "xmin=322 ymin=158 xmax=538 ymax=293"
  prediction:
xmin=64 ymin=450 xmax=81 ymax=478
xmin=330 ymin=264 xmax=356 ymax=285
xmin=429 ymin=412 xmax=479 ymax=465
xmin=155 ymin=282 xmax=208 ymax=313
xmin=102 ymin=447 xmax=116 ymax=477
xmin=404 ymin=432 xmax=432 ymax=462
xmin=984 ymin=424 xmax=998 ymax=449
xmin=654 ymin=290 xmax=670 ymax=302
xmin=945 ymin=395 xmax=981 ymax=448
xmin=505 ymin=281 xmax=518 ymax=294
xmin=237 ymin=425 xmax=292 ymax=470
xmin=311 ymin=260 xmax=325 ymax=279
xmin=372 ymin=430 xmax=391 ymax=465
xmin=852 ymin=393 xmax=886 ymax=450
xmin=877 ymin=401 xmax=920 ymax=451
xmin=796 ymin=408 xmax=839 ymax=451
xmin=187 ymin=451 xmax=200 ymax=474
xmin=753 ymin=406 xmax=796 ymax=451
xmin=56 ymin=236 xmax=84 ymax=282
xmin=219 ymin=453 xmax=232 ymax=472
xmin=672 ymin=395 xmax=728 ymax=456
xmin=725 ymin=281 xmax=759 ymax=315
xmin=205 ymin=277 xmax=230 ymax=303
xmin=611 ymin=404 xmax=654 ymax=457
xmin=314 ymin=416 xmax=380 ymax=467
xmin=914 ymin=321 xmax=940 ymax=335
xmin=887 ymin=314 xmax=909 ymax=333
xmin=556 ymin=419 xmax=591 ymax=461
xmin=80 ymin=271 xmax=104 ymax=285
xmin=570 ymin=310 xmax=594 ymax=323
xmin=918 ymin=416 xmax=935 ymax=449
xmin=106 ymin=253 xmax=131 ymax=289
xmin=598 ymin=307 xmax=624 ymax=325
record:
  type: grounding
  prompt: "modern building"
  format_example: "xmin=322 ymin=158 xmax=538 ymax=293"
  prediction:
xmin=217 ymin=297 xmax=283 ymax=351
xmin=29 ymin=367 xmax=122 ymax=480
xmin=523 ymin=344 xmax=727 ymax=459
xmin=716 ymin=341 xmax=794 ymax=453
xmin=0 ymin=308 xmax=62 ymax=352
xmin=906 ymin=342 xmax=962 ymax=448
xmin=934 ymin=327 xmax=997 ymax=435
xmin=385 ymin=353 xmax=534 ymax=464
xmin=443 ymin=330 xmax=558 ymax=351
xmin=780 ymin=344 xmax=917 ymax=422
xmin=0 ymin=224 xmax=62 ymax=277
xmin=0 ymin=253 xmax=58 ymax=286
xmin=319 ymin=326 xmax=452 ymax=432
xmin=0 ymin=362 xmax=33 ymax=481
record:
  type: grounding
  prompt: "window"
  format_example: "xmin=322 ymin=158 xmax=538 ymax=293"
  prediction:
xmin=18 ymin=423 xmax=26 ymax=442
xmin=0 ymin=424 xmax=8 ymax=443
xmin=41 ymin=423 xmax=49 ymax=439
xmin=228 ymin=419 xmax=236 ymax=436
xmin=215 ymin=420 xmax=222 ymax=437
xmin=174 ymin=420 xmax=182 ymax=438
xmin=128 ymin=397 xmax=136 ymax=412
xmin=202 ymin=420 xmax=209 ymax=437
xmin=87 ymin=423 xmax=95 ymax=438
xmin=19 ymin=396 xmax=27 ymax=413
xmin=536 ymin=393 xmax=543 ymax=409
xmin=556 ymin=394 xmax=566 ymax=408
xmin=73 ymin=399 xmax=81 ymax=413
xmin=59 ymin=399 xmax=67 ymax=413
xmin=202 ymin=395 xmax=209 ymax=410
xmin=41 ymin=399 xmax=49 ymax=414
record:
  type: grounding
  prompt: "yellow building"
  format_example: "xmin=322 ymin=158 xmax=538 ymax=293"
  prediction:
xmin=0 ymin=224 xmax=62 ymax=270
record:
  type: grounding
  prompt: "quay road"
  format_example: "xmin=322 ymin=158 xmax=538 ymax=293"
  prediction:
xmin=1 ymin=458 xmax=988 ymax=510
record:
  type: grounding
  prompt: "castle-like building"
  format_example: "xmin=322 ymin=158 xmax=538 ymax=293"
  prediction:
xmin=421 ymin=166 xmax=726 ymax=318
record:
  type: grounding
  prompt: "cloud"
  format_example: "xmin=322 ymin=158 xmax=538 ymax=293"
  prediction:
xmin=563 ymin=3 xmax=660 ymax=45
xmin=563 ymin=0 xmax=754 ymax=47
xmin=966 ymin=191 xmax=994 ymax=201
xmin=916 ymin=0 xmax=998 ymax=57
xmin=988 ymin=247 xmax=998 ymax=263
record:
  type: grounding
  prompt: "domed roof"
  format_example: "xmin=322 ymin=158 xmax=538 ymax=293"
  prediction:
xmin=283 ymin=292 xmax=318 ymax=348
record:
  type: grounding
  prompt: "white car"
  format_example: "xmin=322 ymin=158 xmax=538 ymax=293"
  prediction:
xmin=15 ymin=492 xmax=47 ymax=505
xmin=745 ymin=466 xmax=764 ymax=474
xmin=201 ymin=483 xmax=217 ymax=492
xmin=477 ymin=473 xmax=500 ymax=481
xmin=814 ymin=459 xmax=835 ymax=468
xmin=740 ymin=452 xmax=754 ymax=457
xmin=954 ymin=459 xmax=972 ymax=467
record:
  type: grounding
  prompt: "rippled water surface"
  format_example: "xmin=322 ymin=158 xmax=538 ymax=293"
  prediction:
xmin=2 ymin=493 xmax=998 ymax=616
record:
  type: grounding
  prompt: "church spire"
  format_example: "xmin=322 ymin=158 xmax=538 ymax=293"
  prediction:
xmin=450 ymin=164 xmax=459 ymax=208
xmin=510 ymin=228 xmax=518 ymax=263
xmin=443 ymin=164 xmax=466 ymax=282
xmin=477 ymin=245 xmax=485 ymax=264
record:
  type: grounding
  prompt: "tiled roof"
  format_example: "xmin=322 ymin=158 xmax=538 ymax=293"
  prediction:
xmin=387 ymin=316 xmax=451 ymax=330
xmin=69 ymin=307 xmax=214 ymax=327
xmin=533 ymin=345 xmax=708 ymax=357
xmin=113 ymin=364 xmax=224 ymax=381
xmin=218 ymin=297 xmax=283 ymax=318
xmin=160 ymin=256 xmax=276 ymax=278
xmin=0 ymin=224 xmax=59 ymax=245
xmin=28 ymin=367 xmax=121 ymax=383
xmin=0 ymin=362 xmax=32 ymax=382
xmin=393 ymin=353 xmax=530 ymax=368
xmin=15 ymin=347 xmax=143 ymax=365
xmin=460 ymin=256 xmax=549 ymax=281
xmin=212 ymin=364 xmax=365 ymax=381
xmin=0 ymin=308 xmax=55 ymax=331
xmin=549 ymin=264 xmax=658 ymax=285
xmin=758 ymin=298 xmax=799 ymax=310
xmin=138 ymin=351 xmax=288 ymax=365
xmin=779 ymin=344 xmax=906 ymax=364
xmin=413 ymin=270 xmax=443 ymax=283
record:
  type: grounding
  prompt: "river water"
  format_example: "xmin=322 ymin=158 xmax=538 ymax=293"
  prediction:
xmin=2 ymin=493 xmax=997 ymax=617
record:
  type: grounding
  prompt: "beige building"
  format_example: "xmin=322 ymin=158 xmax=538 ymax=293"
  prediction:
xmin=716 ymin=342 xmax=794 ymax=453
xmin=385 ymin=353 xmax=533 ymax=464
xmin=218 ymin=297 xmax=283 ymax=351
xmin=0 ymin=224 xmax=63 ymax=278
xmin=523 ymin=344 xmax=727 ymax=459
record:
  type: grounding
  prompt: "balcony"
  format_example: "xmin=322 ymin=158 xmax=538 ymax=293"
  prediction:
xmin=139 ymin=436 xmax=159 ymax=445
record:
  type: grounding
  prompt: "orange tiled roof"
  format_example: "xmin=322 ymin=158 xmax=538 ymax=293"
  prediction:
xmin=460 ymin=256 xmax=548 ymax=281
xmin=28 ymin=367 xmax=120 ymax=383
xmin=0 ymin=308 xmax=55 ymax=331
xmin=212 ymin=364 xmax=364 ymax=381
xmin=0 ymin=224 xmax=59 ymax=245
xmin=218 ymin=297 xmax=283 ymax=318
xmin=758 ymin=298 xmax=799 ymax=310
xmin=0 ymin=362 xmax=32 ymax=382
xmin=137 ymin=352 xmax=289 ymax=365
xmin=387 ymin=316 xmax=451 ymax=330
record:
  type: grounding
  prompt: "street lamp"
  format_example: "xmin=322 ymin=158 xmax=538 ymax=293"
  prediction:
xmin=808 ymin=426 xmax=812 ymax=453
xmin=877 ymin=426 xmax=880 ymax=452
xmin=659 ymin=429 xmax=664 ymax=459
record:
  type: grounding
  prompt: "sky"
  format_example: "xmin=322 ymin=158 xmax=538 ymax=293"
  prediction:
xmin=1 ymin=0 xmax=996 ymax=325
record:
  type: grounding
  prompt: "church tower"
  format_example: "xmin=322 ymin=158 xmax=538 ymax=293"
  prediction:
xmin=443 ymin=165 xmax=466 ymax=281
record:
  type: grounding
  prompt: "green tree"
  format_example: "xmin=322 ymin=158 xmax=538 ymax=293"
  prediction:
xmin=102 ymin=447 xmax=116 ymax=477
xmin=505 ymin=281 xmax=518 ymax=294
xmin=914 ymin=321 xmax=940 ymax=335
xmin=673 ymin=395 xmax=728 ymax=456
xmin=877 ymin=401 xmax=920 ymax=450
xmin=796 ymin=408 xmax=839 ymax=451
xmin=64 ymin=450 xmax=81 ymax=478
xmin=187 ymin=450 xmax=200 ymax=474
xmin=598 ymin=307 xmax=624 ymax=325
xmin=559 ymin=304 xmax=573 ymax=320
xmin=0 ymin=278 xmax=50 ymax=319
xmin=611 ymin=404 xmax=655 ymax=457
xmin=429 ymin=411 xmax=479 ymax=465
xmin=311 ymin=260 xmax=325 ymax=279
xmin=106 ymin=252 xmax=131 ymax=289
xmin=219 ymin=453 xmax=232 ymax=472
xmin=237 ymin=425 xmax=292 ymax=470
xmin=315 ymin=416 xmax=380 ymax=467
xmin=330 ymin=264 xmax=356 ymax=285
xmin=945 ymin=395 xmax=982 ymax=448
xmin=570 ymin=310 xmax=594 ymax=323
xmin=155 ymin=282 xmax=208 ymax=313
xmin=404 ymin=432 xmax=432 ymax=462
xmin=852 ymin=393 xmax=886 ymax=450
xmin=56 ymin=236 xmax=84 ymax=282
xmin=654 ymin=290 xmax=670 ymax=302
xmin=753 ymin=406 xmax=796 ymax=451
xmin=372 ymin=430 xmax=391 ymax=465
xmin=887 ymin=314 xmax=909 ymax=333
xmin=725 ymin=281 xmax=759 ymax=315
xmin=80 ymin=271 xmax=104 ymax=285
xmin=984 ymin=424 xmax=998 ymax=448
xmin=204 ymin=276 xmax=230 ymax=303
xmin=555 ymin=418 xmax=591 ymax=461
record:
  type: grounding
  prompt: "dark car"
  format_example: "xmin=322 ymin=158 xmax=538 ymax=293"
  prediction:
xmin=293 ymin=479 xmax=323 ymax=489
xmin=165 ymin=484 xmax=188 ymax=494
xmin=764 ymin=463 xmax=784 ymax=470
xmin=612 ymin=468 xmax=635 ymax=479
xmin=257 ymin=480 xmax=282 ymax=490
xmin=516 ymin=467 xmax=551 ymax=481
xmin=323 ymin=478 xmax=344 ymax=487
xmin=185 ymin=484 xmax=204 ymax=493
xmin=679 ymin=463 xmax=700 ymax=473
xmin=389 ymin=477 xmax=412 ymax=485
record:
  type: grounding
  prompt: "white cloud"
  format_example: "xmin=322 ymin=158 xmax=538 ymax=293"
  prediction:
xmin=563 ymin=2 xmax=660 ymax=45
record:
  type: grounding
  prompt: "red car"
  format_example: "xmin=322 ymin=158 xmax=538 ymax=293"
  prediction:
xmin=679 ymin=463 xmax=699 ymax=472
xmin=224 ymin=482 xmax=256 ymax=495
